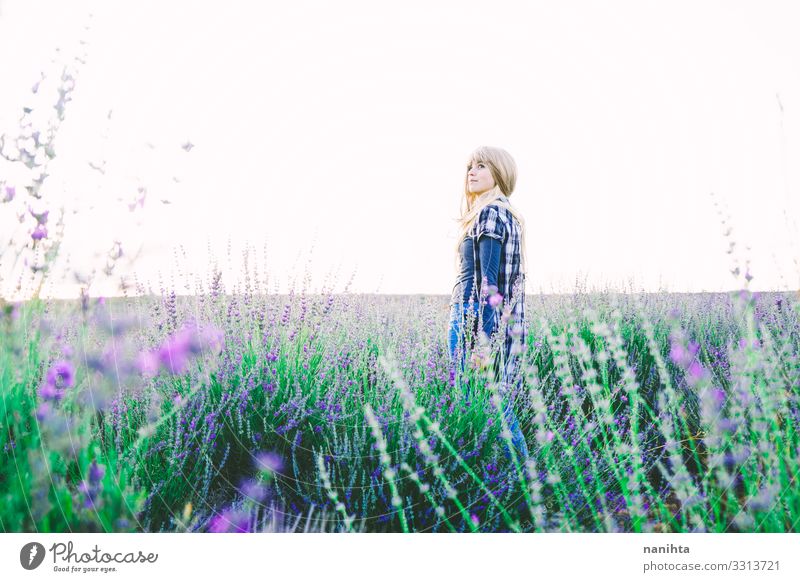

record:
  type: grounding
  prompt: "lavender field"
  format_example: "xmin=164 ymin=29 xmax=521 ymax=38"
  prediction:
xmin=2 ymin=284 xmax=798 ymax=533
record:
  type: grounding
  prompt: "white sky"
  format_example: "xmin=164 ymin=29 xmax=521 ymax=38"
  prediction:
xmin=1 ymin=0 xmax=799 ymax=299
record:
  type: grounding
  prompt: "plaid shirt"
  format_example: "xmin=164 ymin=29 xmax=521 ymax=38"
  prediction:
xmin=450 ymin=196 xmax=527 ymax=363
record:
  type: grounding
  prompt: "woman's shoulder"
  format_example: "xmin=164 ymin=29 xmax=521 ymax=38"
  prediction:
xmin=481 ymin=203 xmax=515 ymax=227
xmin=478 ymin=203 xmax=505 ymax=218
xmin=472 ymin=204 xmax=508 ymax=240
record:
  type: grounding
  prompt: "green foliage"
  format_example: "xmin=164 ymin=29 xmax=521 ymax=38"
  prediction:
xmin=2 ymin=289 xmax=799 ymax=532
xmin=1 ymin=301 xmax=145 ymax=532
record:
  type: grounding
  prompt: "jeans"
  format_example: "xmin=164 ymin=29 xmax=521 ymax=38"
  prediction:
xmin=447 ymin=303 xmax=529 ymax=460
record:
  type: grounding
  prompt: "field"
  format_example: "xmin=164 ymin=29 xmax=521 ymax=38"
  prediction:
xmin=2 ymin=286 xmax=798 ymax=533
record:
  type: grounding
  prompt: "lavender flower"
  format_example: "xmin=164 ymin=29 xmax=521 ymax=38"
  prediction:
xmin=31 ymin=225 xmax=48 ymax=240
xmin=38 ymin=383 xmax=64 ymax=402
xmin=78 ymin=481 xmax=98 ymax=508
xmin=137 ymin=323 xmax=224 ymax=376
xmin=2 ymin=185 xmax=14 ymax=203
xmin=686 ymin=361 xmax=709 ymax=386
xmin=239 ymin=479 xmax=267 ymax=503
xmin=136 ymin=350 xmax=160 ymax=377
xmin=208 ymin=508 xmax=250 ymax=533
xmin=157 ymin=332 xmax=191 ymax=374
xmin=747 ymin=484 xmax=780 ymax=512
xmin=38 ymin=361 xmax=75 ymax=402
xmin=669 ymin=338 xmax=699 ymax=367
xmin=717 ymin=417 xmax=742 ymax=434
xmin=88 ymin=460 xmax=105 ymax=485
xmin=29 ymin=207 xmax=49 ymax=225
xmin=255 ymin=451 xmax=284 ymax=475
xmin=36 ymin=402 xmax=53 ymax=421
xmin=738 ymin=338 xmax=760 ymax=350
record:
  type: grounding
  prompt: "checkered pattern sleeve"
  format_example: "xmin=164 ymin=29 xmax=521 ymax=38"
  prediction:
xmin=472 ymin=205 xmax=506 ymax=241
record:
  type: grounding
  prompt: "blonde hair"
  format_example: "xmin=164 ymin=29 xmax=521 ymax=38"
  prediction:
xmin=454 ymin=146 xmax=528 ymax=273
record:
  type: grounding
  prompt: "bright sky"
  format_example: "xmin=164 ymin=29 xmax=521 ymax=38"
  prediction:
xmin=1 ymin=0 xmax=799 ymax=299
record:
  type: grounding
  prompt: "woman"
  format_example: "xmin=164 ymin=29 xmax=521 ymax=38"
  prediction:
xmin=448 ymin=145 xmax=529 ymax=459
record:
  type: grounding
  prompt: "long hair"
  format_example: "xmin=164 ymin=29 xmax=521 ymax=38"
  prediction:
xmin=454 ymin=146 xmax=527 ymax=273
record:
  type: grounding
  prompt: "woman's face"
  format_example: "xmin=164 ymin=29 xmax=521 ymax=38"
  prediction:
xmin=467 ymin=160 xmax=495 ymax=195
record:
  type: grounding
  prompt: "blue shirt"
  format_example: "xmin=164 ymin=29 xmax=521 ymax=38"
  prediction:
xmin=449 ymin=197 xmax=527 ymax=352
xmin=453 ymin=235 xmax=502 ymax=306
xmin=452 ymin=235 xmax=503 ymax=337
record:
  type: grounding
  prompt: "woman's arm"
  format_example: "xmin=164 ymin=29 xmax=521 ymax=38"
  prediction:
xmin=477 ymin=235 xmax=502 ymax=337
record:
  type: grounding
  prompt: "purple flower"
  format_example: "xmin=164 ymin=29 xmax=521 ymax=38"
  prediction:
xmin=78 ymin=481 xmax=94 ymax=504
xmin=737 ymin=338 xmax=761 ymax=350
xmin=255 ymin=451 xmax=284 ymax=475
xmin=747 ymin=484 xmax=779 ymax=512
xmin=36 ymin=402 xmax=53 ymax=420
xmin=669 ymin=341 xmax=684 ymax=364
xmin=157 ymin=333 xmax=191 ymax=374
xmin=29 ymin=207 xmax=49 ymax=225
xmin=669 ymin=337 xmax=700 ymax=367
xmin=701 ymin=387 xmax=726 ymax=420
xmin=239 ymin=479 xmax=267 ymax=503
xmin=2 ymin=186 xmax=14 ymax=203
xmin=31 ymin=225 xmax=48 ymax=240
xmin=38 ymin=383 xmax=64 ymax=402
xmin=158 ymin=324 xmax=225 ymax=374
xmin=488 ymin=293 xmax=503 ymax=308
xmin=136 ymin=350 xmax=160 ymax=377
xmin=718 ymin=417 xmax=742 ymax=434
xmin=686 ymin=361 xmax=708 ymax=385
xmin=136 ymin=323 xmax=224 ymax=377
xmin=39 ymin=361 xmax=75 ymax=401
xmin=669 ymin=340 xmax=691 ymax=365
xmin=189 ymin=324 xmax=225 ymax=354
xmin=208 ymin=508 xmax=250 ymax=533
xmin=88 ymin=461 xmax=105 ymax=485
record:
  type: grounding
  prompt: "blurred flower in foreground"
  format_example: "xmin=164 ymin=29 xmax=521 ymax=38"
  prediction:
xmin=137 ymin=323 xmax=224 ymax=376
xmin=470 ymin=346 xmax=491 ymax=370
xmin=488 ymin=292 xmax=503 ymax=308
xmin=78 ymin=460 xmax=106 ymax=509
xmin=88 ymin=460 xmax=105 ymax=484
xmin=239 ymin=479 xmax=268 ymax=503
xmin=135 ymin=351 xmax=160 ymax=377
xmin=208 ymin=508 xmax=250 ymax=533
xmin=29 ymin=207 xmax=49 ymax=225
xmin=36 ymin=402 xmax=53 ymax=421
xmin=31 ymin=225 xmax=48 ymax=240
xmin=2 ymin=185 xmax=15 ymax=202
xmin=38 ymin=361 xmax=75 ymax=402
xmin=255 ymin=451 xmax=284 ymax=475
xmin=668 ymin=334 xmax=699 ymax=367
xmin=686 ymin=361 xmax=710 ymax=386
